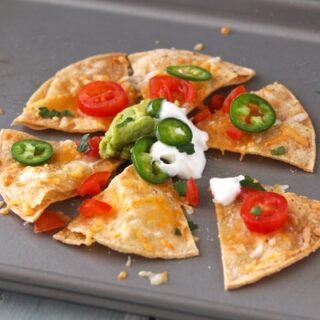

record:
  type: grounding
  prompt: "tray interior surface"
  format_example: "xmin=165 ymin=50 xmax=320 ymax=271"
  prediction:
xmin=0 ymin=1 xmax=320 ymax=319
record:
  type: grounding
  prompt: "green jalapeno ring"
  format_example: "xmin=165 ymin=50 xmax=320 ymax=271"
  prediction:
xmin=147 ymin=98 xmax=163 ymax=118
xmin=156 ymin=118 xmax=193 ymax=147
xmin=11 ymin=139 xmax=54 ymax=166
xmin=131 ymin=136 xmax=169 ymax=184
xmin=229 ymin=93 xmax=276 ymax=133
xmin=166 ymin=65 xmax=212 ymax=82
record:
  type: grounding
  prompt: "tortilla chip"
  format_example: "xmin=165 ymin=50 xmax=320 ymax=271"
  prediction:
xmin=13 ymin=53 xmax=137 ymax=133
xmin=214 ymin=189 xmax=320 ymax=289
xmin=54 ymin=165 xmax=199 ymax=259
xmin=197 ymin=82 xmax=316 ymax=172
xmin=0 ymin=129 xmax=121 ymax=223
xmin=128 ymin=48 xmax=255 ymax=112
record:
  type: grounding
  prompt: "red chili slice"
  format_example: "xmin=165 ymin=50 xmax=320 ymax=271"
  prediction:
xmin=192 ymin=109 xmax=212 ymax=124
xmin=240 ymin=191 xmax=288 ymax=234
xmin=77 ymin=81 xmax=128 ymax=117
xmin=226 ymin=124 xmax=243 ymax=140
xmin=34 ymin=210 xmax=67 ymax=233
xmin=149 ymin=75 xmax=196 ymax=105
xmin=77 ymin=171 xmax=111 ymax=197
xmin=186 ymin=178 xmax=199 ymax=207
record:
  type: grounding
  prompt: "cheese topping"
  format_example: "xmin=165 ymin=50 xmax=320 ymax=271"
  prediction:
xmin=209 ymin=175 xmax=244 ymax=206
xmin=150 ymin=100 xmax=208 ymax=179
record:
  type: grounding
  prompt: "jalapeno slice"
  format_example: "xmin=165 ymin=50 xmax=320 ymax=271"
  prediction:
xmin=11 ymin=139 xmax=53 ymax=166
xmin=230 ymin=93 xmax=276 ymax=133
xmin=156 ymin=118 xmax=193 ymax=146
xmin=166 ymin=65 xmax=212 ymax=81
xmin=147 ymin=98 xmax=163 ymax=118
xmin=131 ymin=136 xmax=169 ymax=184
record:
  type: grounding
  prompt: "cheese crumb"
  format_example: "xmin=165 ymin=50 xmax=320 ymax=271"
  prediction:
xmin=220 ymin=26 xmax=232 ymax=35
xmin=138 ymin=271 xmax=168 ymax=286
xmin=117 ymin=271 xmax=128 ymax=281
xmin=193 ymin=43 xmax=205 ymax=51
xmin=125 ymin=256 xmax=132 ymax=267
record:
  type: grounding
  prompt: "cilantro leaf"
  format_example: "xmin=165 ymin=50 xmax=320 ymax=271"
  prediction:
xmin=240 ymin=175 xmax=265 ymax=191
xmin=38 ymin=106 xmax=73 ymax=119
xmin=176 ymin=142 xmax=195 ymax=155
xmin=77 ymin=134 xmax=90 ymax=153
xmin=174 ymin=180 xmax=186 ymax=196
xmin=38 ymin=106 xmax=50 ymax=118
xmin=187 ymin=220 xmax=198 ymax=232
xmin=174 ymin=227 xmax=182 ymax=236
xmin=270 ymin=145 xmax=286 ymax=156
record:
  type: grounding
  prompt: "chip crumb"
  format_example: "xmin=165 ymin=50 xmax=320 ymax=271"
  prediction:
xmin=125 ymin=256 xmax=132 ymax=267
xmin=193 ymin=43 xmax=205 ymax=51
xmin=0 ymin=108 xmax=5 ymax=115
xmin=117 ymin=271 xmax=128 ymax=281
xmin=138 ymin=271 xmax=168 ymax=286
xmin=154 ymin=39 xmax=160 ymax=45
xmin=0 ymin=205 xmax=10 ymax=215
xmin=193 ymin=236 xmax=200 ymax=242
xmin=220 ymin=26 xmax=232 ymax=35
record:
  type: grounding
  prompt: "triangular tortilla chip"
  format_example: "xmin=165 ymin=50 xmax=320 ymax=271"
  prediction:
xmin=54 ymin=165 xmax=199 ymax=259
xmin=128 ymin=48 xmax=255 ymax=112
xmin=197 ymin=82 xmax=316 ymax=172
xmin=0 ymin=129 xmax=121 ymax=222
xmin=214 ymin=189 xmax=320 ymax=289
xmin=13 ymin=53 xmax=137 ymax=133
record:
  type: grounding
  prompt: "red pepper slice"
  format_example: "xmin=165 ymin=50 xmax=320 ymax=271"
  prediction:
xmin=240 ymin=191 xmax=288 ymax=234
xmin=149 ymin=75 xmax=196 ymax=105
xmin=77 ymin=171 xmax=111 ymax=197
xmin=221 ymin=85 xmax=247 ymax=113
xmin=226 ymin=124 xmax=243 ymax=140
xmin=34 ymin=210 xmax=67 ymax=233
xmin=192 ymin=109 xmax=212 ymax=124
xmin=186 ymin=178 xmax=199 ymax=207
xmin=79 ymin=198 xmax=112 ymax=218
xmin=86 ymin=136 xmax=102 ymax=158
xmin=77 ymin=81 xmax=129 ymax=117
xmin=208 ymin=94 xmax=225 ymax=112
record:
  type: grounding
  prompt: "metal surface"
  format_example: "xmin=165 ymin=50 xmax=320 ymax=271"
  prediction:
xmin=0 ymin=0 xmax=319 ymax=319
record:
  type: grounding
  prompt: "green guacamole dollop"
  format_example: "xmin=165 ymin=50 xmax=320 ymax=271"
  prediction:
xmin=99 ymin=99 xmax=156 ymax=160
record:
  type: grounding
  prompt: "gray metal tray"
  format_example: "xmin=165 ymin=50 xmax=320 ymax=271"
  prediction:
xmin=0 ymin=0 xmax=319 ymax=319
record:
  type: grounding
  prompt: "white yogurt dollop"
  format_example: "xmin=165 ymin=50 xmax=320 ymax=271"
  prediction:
xmin=150 ymin=100 xmax=208 ymax=179
xmin=209 ymin=175 xmax=244 ymax=206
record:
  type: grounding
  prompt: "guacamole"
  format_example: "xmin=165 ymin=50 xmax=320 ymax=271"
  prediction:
xmin=99 ymin=99 xmax=156 ymax=159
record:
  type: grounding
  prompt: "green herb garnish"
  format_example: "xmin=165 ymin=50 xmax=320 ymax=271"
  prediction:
xmin=77 ymin=134 xmax=90 ymax=153
xmin=174 ymin=180 xmax=186 ymax=196
xmin=270 ymin=145 xmax=286 ymax=156
xmin=38 ymin=106 xmax=73 ymax=119
xmin=240 ymin=175 xmax=265 ymax=191
xmin=176 ymin=142 xmax=195 ymax=155
xmin=174 ymin=227 xmax=182 ymax=236
xmin=250 ymin=205 xmax=262 ymax=216
xmin=116 ymin=117 xmax=134 ymax=128
xmin=187 ymin=220 xmax=198 ymax=232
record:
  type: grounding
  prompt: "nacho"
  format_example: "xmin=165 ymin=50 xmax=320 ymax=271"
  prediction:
xmin=13 ymin=53 xmax=137 ymax=133
xmin=128 ymin=48 xmax=255 ymax=112
xmin=213 ymin=188 xmax=320 ymax=289
xmin=197 ymin=82 xmax=316 ymax=172
xmin=0 ymin=129 xmax=121 ymax=223
xmin=54 ymin=165 xmax=199 ymax=259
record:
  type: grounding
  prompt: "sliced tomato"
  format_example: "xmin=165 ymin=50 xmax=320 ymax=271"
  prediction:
xmin=77 ymin=81 xmax=128 ymax=117
xmin=192 ymin=109 xmax=212 ymax=124
xmin=34 ymin=210 xmax=67 ymax=233
xmin=79 ymin=198 xmax=112 ymax=218
xmin=149 ymin=75 xmax=196 ymax=105
xmin=208 ymin=94 xmax=225 ymax=112
xmin=221 ymin=85 xmax=247 ymax=113
xmin=240 ymin=191 xmax=288 ymax=234
xmin=226 ymin=124 xmax=243 ymax=140
xmin=186 ymin=178 xmax=199 ymax=207
xmin=77 ymin=171 xmax=111 ymax=197
xmin=86 ymin=136 xmax=102 ymax=158
xmin=238 ymin=187 xmax=260 ymax=201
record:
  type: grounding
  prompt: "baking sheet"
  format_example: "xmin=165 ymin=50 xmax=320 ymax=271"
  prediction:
xmin=0 ymin=0 xmax=320 ymax=319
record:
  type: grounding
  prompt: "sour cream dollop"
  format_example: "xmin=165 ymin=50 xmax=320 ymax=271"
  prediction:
xmin=150 ymin=100 xmax=208 ymax=179
xmin=209 ymin=175 xmax=244 ymax=206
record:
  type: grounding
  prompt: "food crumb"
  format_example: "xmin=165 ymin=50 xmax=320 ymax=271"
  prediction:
xmin=193 ymin=236 xmax=200 ymax=242
xmin=117 ymin=271 xmax=128 ymax=281
xmin=0 ymin=205 xmax=10 ymax=215
xmin=220 ymin=26 xmax=232 ymax=35
xmin=208 ymin=265 xmax=212 ymax=270
xmin=125 ymin=256 xmax=132 ymax=267
xmin=193 ymin=43 xmax=205 ymax=51
xmin=0 ymin=108 xmax=5 ymax=115
xmin=138 ymin=271 xmax=168 ymax=286
xmin=154 ymin=39 xmax=160 ymax=45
